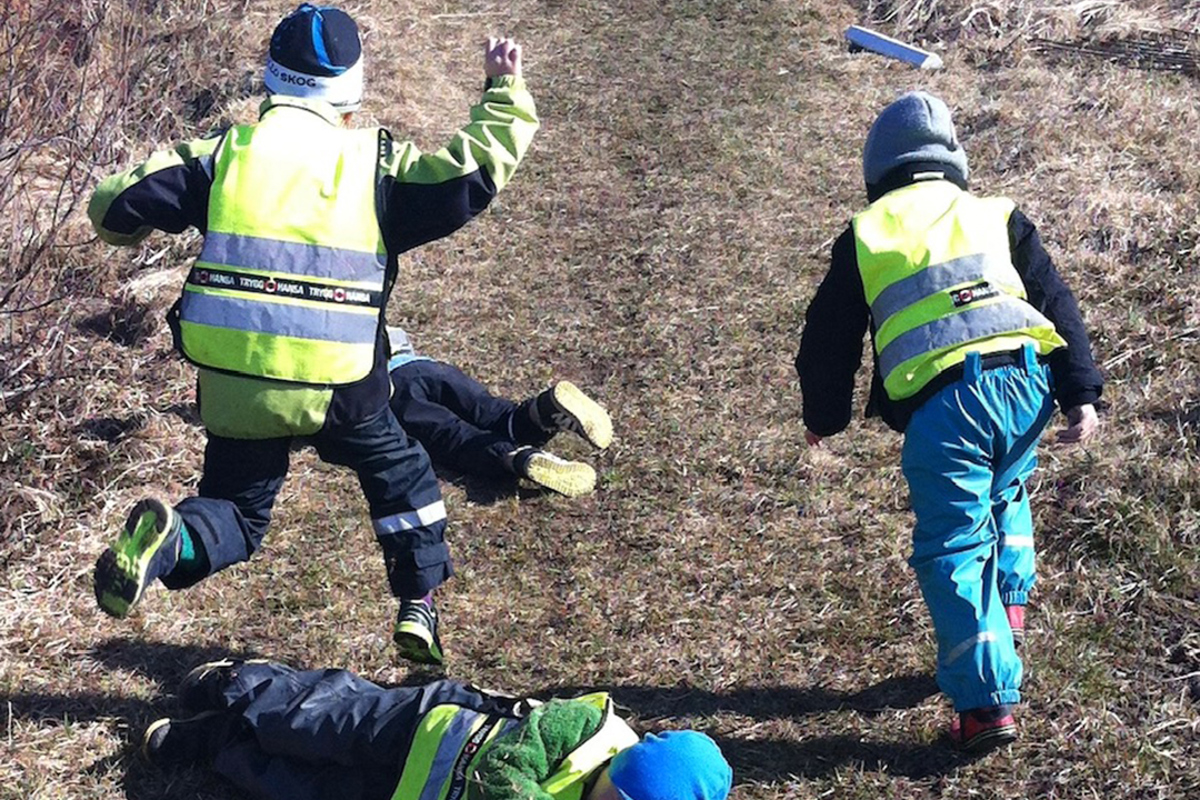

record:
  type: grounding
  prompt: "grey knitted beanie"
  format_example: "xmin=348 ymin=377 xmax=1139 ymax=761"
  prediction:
xmin=862 ymin=91 xmax=969 ymax=188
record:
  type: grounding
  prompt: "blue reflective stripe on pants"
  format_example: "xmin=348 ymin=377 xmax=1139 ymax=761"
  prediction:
xmin=901 ymin=344 xmax=1054 ymax=711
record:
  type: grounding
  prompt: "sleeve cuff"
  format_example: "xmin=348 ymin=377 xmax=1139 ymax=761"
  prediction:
xmin=484 ymin=74 xmax=527 ymax=92
xmin=1056 ymin=388 xmax=1102 ymax=412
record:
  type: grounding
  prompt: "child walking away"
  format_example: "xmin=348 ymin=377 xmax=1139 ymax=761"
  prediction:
xmin=141 ymin=659 xmax=733 ymax=800
xmin=387 ymin=327 xmax=612 ymax=497
xmin=796 ymin=91 xmax=1102 ymax=751
xmin=86 ymin=4 xmax=539 ymax=666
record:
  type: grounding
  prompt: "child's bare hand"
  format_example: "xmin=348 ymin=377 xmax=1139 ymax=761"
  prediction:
xmin=484 ymin=37 xmax=522 ymax=78
xmin=1056 ymin=404 xmax=1098 ymax=445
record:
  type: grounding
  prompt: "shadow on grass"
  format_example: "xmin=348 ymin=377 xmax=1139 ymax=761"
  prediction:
xmin=77 ymin=302 xmax=157 ymax=347
xmin=2 ymin=638 xmax=254 ymax=799
xmin=77 ymin=413 xmax=147 ymax=443
xmin=162 ymin=401 xmax=202 ymax=426
xmin=712 ymin=732 xmax=969 ymax=782
xmin=1 ymin=639 xmax=260 ymax=728
xmin=546 ymin=674 xmax=954 ymax=782
xmin=549 ymin=673 xmax=939 ymax=720
xmin=88 ymin=637 xmax=268 ymax=689
xmin=75 ymin=402 xmax=200 ymax=445
xmin=1149 ymin=403 xmax=1200 ymax=448
xmin=433 ymin=463 xmax=560 ymax=505
xmin=5 ymin=645 xmax=952 ymax=790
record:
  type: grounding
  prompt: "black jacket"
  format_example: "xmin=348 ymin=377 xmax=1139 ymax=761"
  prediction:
xmin=796 ymin=186 xmax=1103 ymax=435
xmin=89 ymin=87 xmax=538 ymax=426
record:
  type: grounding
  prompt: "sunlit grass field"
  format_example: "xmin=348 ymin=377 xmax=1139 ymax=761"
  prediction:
xmin=1 ymin=1 xmax=1197 ymax=797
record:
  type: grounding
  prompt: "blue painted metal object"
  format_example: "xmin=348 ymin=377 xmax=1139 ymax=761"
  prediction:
xmin=846 ymin=24 xmax=944 ymax=69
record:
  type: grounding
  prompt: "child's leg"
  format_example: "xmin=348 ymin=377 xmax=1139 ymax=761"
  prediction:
xmin=411 ymin=360 xmax=549 ymax=444
xmin=522 ymin=381 xmax=613 ymax=450
xmin=218 ymin=665 xmax=516 ymax=762
xmin=902 ymin=360 xmax=1020 ymax=713
xmin=992 ymin=352 xmax=1056 ymax=609
xmin=95 ymin=432 xmax=292 ymax=617
xmin=312 ymin=406 xmax=450 ymax=602
xmin=992 ymin=480 xmax=1035 ymax=608
xmin=170 ymin=432 xmax=292 ymax=588
xmin=391 ymin=361 xmax=527 ymax=477
xmin=213 ymin=740 xmax=392 ymax=800
xmin=403 ymin=360 xmax=525 ymax=431
xmin=210 ymin=665 xmax=507 ymax=800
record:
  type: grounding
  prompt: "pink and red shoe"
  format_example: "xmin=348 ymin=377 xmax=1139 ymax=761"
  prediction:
xmin=948 ymin=706 xmax=1018 ymax=753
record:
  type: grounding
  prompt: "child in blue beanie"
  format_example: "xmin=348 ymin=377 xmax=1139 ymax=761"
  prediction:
xmin=87 ymin=2 xmax=539 ymax=668
xmin=140 ymin=659 xmax=733 ymax=800
xmin=603 ymin=731 xmax=732 ymax=800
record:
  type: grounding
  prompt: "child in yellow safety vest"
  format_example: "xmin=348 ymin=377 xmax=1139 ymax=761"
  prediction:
xmin=140 ymin=659 xmax=733 ymax=800
xmin=796 ymin=91 xmax=1102 ymax=751
xmin=86 ymin=4 xmax=539 ymax=667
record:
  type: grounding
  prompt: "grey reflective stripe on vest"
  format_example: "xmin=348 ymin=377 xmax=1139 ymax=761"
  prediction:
xmin=180 ymin=289 xmax=378 ymax=342
xmin=870 ymin=253 xmax=1001 ymax=327
xmin=199 ymin=231 xmax=386 ymax=285
xmin=877 ymin=297 xmax=1054 ymax=377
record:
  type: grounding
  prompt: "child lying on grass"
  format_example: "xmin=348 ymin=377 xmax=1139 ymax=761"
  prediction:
xmin=386 ymin=327 xmax=613 ymax=498
xmin=142 ymin=658 xmax=732 ymax=800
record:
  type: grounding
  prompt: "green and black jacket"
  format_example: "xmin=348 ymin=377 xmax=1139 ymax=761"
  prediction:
xmin=88 ymin=78 xmax=538 ymax=434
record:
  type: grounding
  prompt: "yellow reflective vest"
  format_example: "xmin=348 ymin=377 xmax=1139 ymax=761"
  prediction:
xmin=391 ymin=693 xmax=639 ymax=800
xmin=853 ymin=181 xmax=1066 ymax=401
xmin=178 ymin=105 xmax=387 ymax=385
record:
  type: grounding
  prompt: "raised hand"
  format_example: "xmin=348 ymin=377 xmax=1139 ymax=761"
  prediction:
xmin=484 ymin=37 xmax=522 ymax=79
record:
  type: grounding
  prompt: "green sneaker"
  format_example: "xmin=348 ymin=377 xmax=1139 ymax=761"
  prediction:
xmin=513 ymin=447 xmax=597 ymax=497
xmin=394 ymin=598 xmax=444 ymax=666
xmin=94 ymin=498 xmax=181 ymax=619
xmin=537 ymin=381 xmax=613 ymax=449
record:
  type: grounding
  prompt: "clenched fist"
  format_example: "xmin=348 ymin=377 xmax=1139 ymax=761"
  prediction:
xmin=484 ymin=37 xmax=522 ymax=79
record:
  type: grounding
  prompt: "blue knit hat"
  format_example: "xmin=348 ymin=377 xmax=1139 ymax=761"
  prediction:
xmin=610 ymin=731 xmax=732 ymax=800
xmin=862 ymin=91 xmax=968 ymax=189
xmin=264 ymin=4 xmax=364 ymax=111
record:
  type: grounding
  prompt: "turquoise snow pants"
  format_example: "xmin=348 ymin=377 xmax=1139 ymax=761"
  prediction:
xmin=900 ymin=345 xmax=1055 ymax=712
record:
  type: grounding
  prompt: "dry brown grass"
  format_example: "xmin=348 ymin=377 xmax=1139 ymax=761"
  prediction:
xmin=2 ymin=0 xmax=1199 ymax=798
xmin=863 ymin=0 xmax=1200 ymax=40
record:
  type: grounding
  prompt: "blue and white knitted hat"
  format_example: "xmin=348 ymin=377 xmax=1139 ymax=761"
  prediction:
xmin=264 ymin=4 xmax=364 ymax=111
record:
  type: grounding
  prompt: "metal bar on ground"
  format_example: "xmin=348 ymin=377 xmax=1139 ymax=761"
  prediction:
xmin=845 ymin=25 xmax=943 ymax=70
